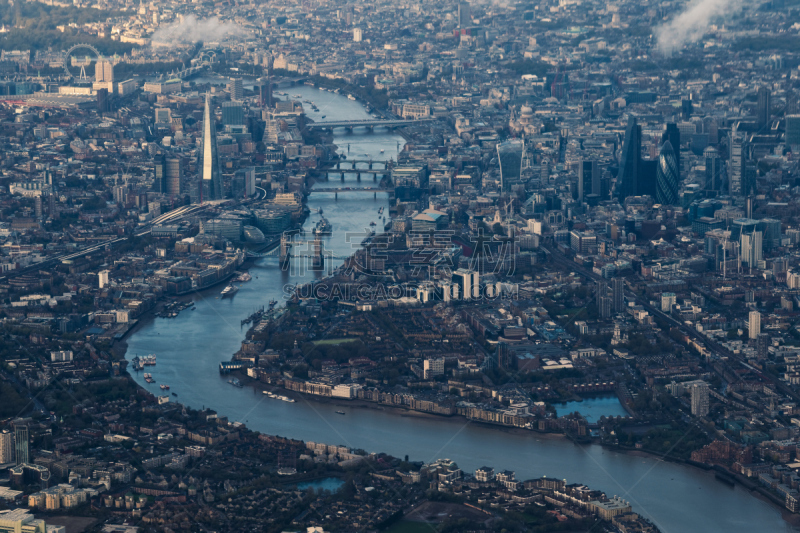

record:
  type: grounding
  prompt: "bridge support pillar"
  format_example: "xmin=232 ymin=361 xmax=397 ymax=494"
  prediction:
xmin=311 ymin=237 xmax=324 ymax=271
xmin=369 ymin=162 xmax=373 ymax=169
xmin=336 ymin=162 xmax=340 ymax=170
xmin=352 ymin=162 xmax=356 ymax=169
xmin=373 ymin=174 xmax=377 ymax=181
xmin=335 ymin=192 xmax=338 ymax=200
xmin=279 ymin=234 xmax=291 ymax=268
xmin=374 ymin=192 xmax=377 ymax=199
xmin=357 ymin=173 xmax=361 ymax=181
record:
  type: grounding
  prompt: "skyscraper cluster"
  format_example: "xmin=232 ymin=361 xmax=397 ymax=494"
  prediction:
xmin=617 ymin=118 xmax=681 ymax=206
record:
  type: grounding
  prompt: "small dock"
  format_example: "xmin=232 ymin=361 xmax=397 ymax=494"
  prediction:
xmin=241 ymin=306 xmax=265 ymax=326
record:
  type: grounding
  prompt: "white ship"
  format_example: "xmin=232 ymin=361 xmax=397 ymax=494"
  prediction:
xmin=221 ymin=285 xmax=239 ymax=298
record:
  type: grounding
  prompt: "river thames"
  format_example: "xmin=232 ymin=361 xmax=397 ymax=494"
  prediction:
xmin=125 ymin=84 xmax=795 ymax=532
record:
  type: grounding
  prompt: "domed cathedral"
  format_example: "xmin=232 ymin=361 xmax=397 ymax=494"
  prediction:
xmin=509 ymin=105 xmax=540 ymax=136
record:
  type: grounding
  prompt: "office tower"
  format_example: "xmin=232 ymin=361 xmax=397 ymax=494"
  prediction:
xmin=228 ymin=78 xmax=243 ymax=100
xmin=266 ymin=54 xmax=273 ymax=108
xmin=198 ymin=95 xmax=223 ymax=202
xmin=578 ymin=159 xmax=598 ymax=204
xmin=656 ymin=141 xmax=679 ymax=206
xmin=452 ymin=268 xmax=479 ymax=299
xmin=0 ymin=429 xmax=13 ymax=464
xmin=757 ymin=218 xmax=781 ymax=251
xmin=728 ymin=129 xmax=746 ymax=196
xmin=166 ymin=157 xmax=182 ymax=196
xmin=95 ymin=59 xmax=114 ymax=82
xmin=681 ymin=99 xmax=693 ymax=119
xmin=263 ymin=111 xmax=279 ymax=144
xmin=757 ymin=86 xmax=771 ymax=129
xmin=155 ymin=107 xmax=171 ymax=124
xmin=353 ymin=28 xmax=362 ymax=42
xmin=787 ymin=91 xmax=799 ymax=116
xmin=496 ymin=139 xmax=524 ymax=192
xmin=740 ymin=230 xmax=762 ymax=269
xmin=15 ymin=425 xmax=28 ymax=465
xmin=757 ymin=333 xmax=770 ymax=360
xmin=639 ymin=159 xmax=658 ymax=198
xmin=730 ymin=216 xmax=757 ymax=240
xmin=704 ymin=147 xmax=723 ymax=192
xmin=616 ymin=117 xmax=641 ymax=201
xmin=690 ymin=382 xmax=709 ymax=417
xmin=154 ymin=155 xmax=167 ymax=193
xmin=458 ymin=1 xmax=471 ymax=27
xmin=96 ymin=88 xmax=108 ymax=113
xmin=749 ymin=310 xmax=761 ymax=339
xmin=703 ymin=116 xmax=719 ymax=144
xmin=232 ymin=168 xmax=255 ymax=198
xmin=496 ymin=341 xmax=512 ymax=370
xmin=596 ymin=281 xmax=611 ymax=319
xmin=786 ymin=115 xmax=800 ymax=146
xmin=222 ymin=101 xmax=245 ymax=126
xmin=612 ymin=277 xmax=624 ymax=312
xmin=663 ymin=123 xmax=681 ymax=178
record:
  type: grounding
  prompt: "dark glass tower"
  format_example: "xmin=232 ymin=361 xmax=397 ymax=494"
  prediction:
xmin=616 ymin=117 xmax=641 ymax=202
xmin=15 ymin=425 xmax=28 ymax=465
xmin=704 ymin=147 xmax=723 ymax=192
xmin=154 ymin=155 xmax=167 ymax=193
xmin=578 ymin=159 xmax=598 ymax=203
xmin=757 ymin=86 xmax=771 ymax=130
xmin=199 ymin=95 xmax=223 ymax=202
xmin=497 ymin=139 xmax=524 ymax=192
xmin=656 ymin=141 xmax=679 ymax=206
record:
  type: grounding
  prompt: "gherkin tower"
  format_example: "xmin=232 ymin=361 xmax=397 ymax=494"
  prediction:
xmin=656 ymin=141 xmax=679 ymax=206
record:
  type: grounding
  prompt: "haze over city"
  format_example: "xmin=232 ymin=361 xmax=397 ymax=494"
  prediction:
xmin=0 ymin=0 xmax=799 ymax=532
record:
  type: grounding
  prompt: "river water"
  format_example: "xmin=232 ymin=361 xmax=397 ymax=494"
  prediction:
xmin=125 ymin=84 xmax=793 ymax=532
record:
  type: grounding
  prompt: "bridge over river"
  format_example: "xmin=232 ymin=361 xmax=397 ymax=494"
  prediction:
xmin=306 ymin=118 xmax=434 ymax=130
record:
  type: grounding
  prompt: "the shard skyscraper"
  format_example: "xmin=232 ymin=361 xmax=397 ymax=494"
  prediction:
xmin=198 ymin=95 xmax=223 ymax=202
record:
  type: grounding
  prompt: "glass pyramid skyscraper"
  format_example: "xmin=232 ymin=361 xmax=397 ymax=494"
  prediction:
xmin=199 ymin=94 xmax=223 ymax=202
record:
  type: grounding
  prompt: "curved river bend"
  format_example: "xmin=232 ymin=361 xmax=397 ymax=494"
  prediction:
xmin=126 ymin=85 xmax=794 ymax=532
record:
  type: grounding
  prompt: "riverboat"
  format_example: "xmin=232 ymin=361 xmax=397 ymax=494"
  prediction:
xmin=221 ymin=285 xmax=239 ymax=298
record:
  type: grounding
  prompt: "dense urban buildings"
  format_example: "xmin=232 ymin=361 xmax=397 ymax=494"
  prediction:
xmin=0 ymin=0 xmax=798 ymax=531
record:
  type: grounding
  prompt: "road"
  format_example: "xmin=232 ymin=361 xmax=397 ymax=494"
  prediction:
xmin=0 ymin=204 xmax=210 ymax=284
xmin=542 ymin=244 xmax=800 ymax=402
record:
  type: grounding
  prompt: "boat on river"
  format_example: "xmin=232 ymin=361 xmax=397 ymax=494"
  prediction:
xmin=313 ymin=217 xmax=332 ymax=235
xmin=221 ymin=285 xmax=239 ymax=298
